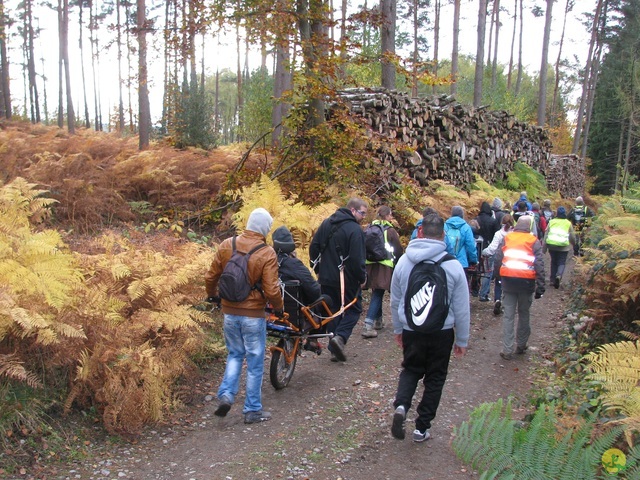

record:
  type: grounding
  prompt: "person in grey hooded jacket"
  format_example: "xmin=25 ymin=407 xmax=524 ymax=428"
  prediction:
xmin=389 ymin=214 xmax=470 ymax=443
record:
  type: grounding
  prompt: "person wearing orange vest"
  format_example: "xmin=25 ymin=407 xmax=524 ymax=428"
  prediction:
xmin=493 ymin=216 xmax=545 ymax=360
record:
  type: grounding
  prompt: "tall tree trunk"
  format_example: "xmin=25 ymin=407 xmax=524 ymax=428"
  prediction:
xmin=57 ymin=0 xmax=63 ymax=127
xmin=536 ymin=0 xmax=553 ymax=127
xmin=580 ymin=1 xmax=608 ymax=159
xmin=125 ymin=1 xmax=134 ymax=133
xmin=572 ymin=0 xmax=603 ymax=153
xmin=39 ymin=42 xmax=48 ymax=123
xmin=491 ymin=0 xmax=500 ymax=87
xmin=89 ymin=0 xmax=102 ymax=130
xmin=338 ymin=0 xmax=347 ymax=79
xmin=59 ymin=0 xmax=75 ymax=133
xmin=450 ymin=0 xmax=460 ymax=95
xmin=486 ymin=0 xmax=495 ymax=75
xmin=507 ymin=0 xmax=517 ymax=90
xmin=473 ymin=0 xmax=487 ymax=107
xmin=621 ymin=106 xmax=634 ymax=196
xmin=614 ymin=119 xmax=625 ymax=195
xmin=236 ymin=15 xmax=243 ymax=141
xmin=515 ymin=0 xmax=523 ymax=95
xmin=550 ymin=0 xmax=572 ymax=127
xmin=432 ymin=0 xmax=440 ymax=94
xmin=272 ymin=34 xmax=291 ymax=145
xmin=78 ymin=1 xmax=90 ymax=128
xmin=116 ymin=0 xmax=124 ymax=132
xmin=137 ymin=0 xmax=150 ymax=150
xmin=26 ymin=0 xmax=40 ymax=123
xmin=411 ymin=0 xmax=418 ymax=97
xmin=380 ymin=0 xmax=396 ymax=89
xmin=0 ymin=0 xmax=10 ymax=118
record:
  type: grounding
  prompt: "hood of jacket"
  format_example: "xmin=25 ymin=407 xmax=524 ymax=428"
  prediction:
xmin=329 ymin=207 xmax=358 ymax=228
xmin=445 ymin=216 xmax=467 ymax=229
xmin=480 ymin=202 xmax=492 ymax=216
xmin=405 ymin=237 xmax=448 ymax=264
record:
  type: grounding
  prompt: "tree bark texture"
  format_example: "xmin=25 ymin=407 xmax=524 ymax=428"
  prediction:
xmin=137 ymin=0 xmax=150 ymax=150
xmin=0 ymin=0 xmax=11 ymax=118
xmin=473 ymin=0 xmax=487 ymax=107
xmin=331 ymin=88 xmax=585 ymax=199
xmin=450 ymin=0 xmax=460 ymax=95
xmin=537 ymin=0 xmax=553 ymax=127
xmin=380 ymin=0 xmax=396 ymax=89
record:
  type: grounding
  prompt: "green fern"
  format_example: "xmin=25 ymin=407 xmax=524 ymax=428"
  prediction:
xmin=453 ymin=399 xmax=636 ymax=479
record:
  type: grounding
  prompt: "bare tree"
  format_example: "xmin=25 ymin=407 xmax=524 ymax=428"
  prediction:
xmin=432 ymin=0 xmax=440 ymax=94
xmin=137 ymin=0 xmax=150 ymax=149
xmin=473 ymin=0 xmax=487 ymax=107
xmin=380 ymin=0 xmax=397 ymax=89
xmin=116 ymin=0 xmax=125 ymax=132
xmin=25 ymin=0 xmax=40 ymax=123
xmin=89 ymin=0 xmax=103 ymax=130
xmin=572 ymin=0 xmax=604 ymax=154
xmin=507 ymin=0 xmax=517 ymax=90
xmin=491 ymin=0 xmax=500 ymax=87
xmin=537 ymin=0 xmax=553 ymax=127
xmin=515 ymin=0 xmax=523 ymax=95
xmin=0 ymin=0 xmax=11 ymax=118
xmin=550 ymin=0 xmax=573 ymax=126
xmin=59 ymin=0 xmax=75 ymax=133
xmin=450 ymin=0 xmax=460 ymax=95
xmin=78 ymin=0 xmax=90 ymax=128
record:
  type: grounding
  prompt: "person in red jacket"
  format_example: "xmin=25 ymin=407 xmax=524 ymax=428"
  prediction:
xmin=493 ymin=216 xmax=545 ymax=360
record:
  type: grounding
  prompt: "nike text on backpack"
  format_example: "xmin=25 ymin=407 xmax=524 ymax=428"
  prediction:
xmin=364 ymin=223 xmax=391 ymax=262
xmin=218 ymin=235 xmax=268 ymax=302
xmin=404 ymin=254 xmax=455 ymax=333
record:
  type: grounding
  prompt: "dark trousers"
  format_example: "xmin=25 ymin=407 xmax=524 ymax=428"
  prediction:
xmin=393 ymin=328 xmax=455 ymax=432
xmin=322 ymin=285 xmax=362 ymax=344
xmin=549 ymin=250 xmax=569 ymax=280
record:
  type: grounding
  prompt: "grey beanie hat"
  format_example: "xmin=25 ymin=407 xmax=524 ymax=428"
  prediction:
xmin=272 ymin=225 xmax=295 ymax=254
xmin=451 ymin=205 xmax=464 ymax=218
xmin=246 ymin=208 xmax=273 ymax=238
xmin=543 ymin=199 xmax=551 ymax=207
xmin=492 ymin=198 xmax=503 ymax=210
xmin=532 ymin=202 xmax=540 ymax=211
xmin=576 ymin=196 xmax=584 ymax=205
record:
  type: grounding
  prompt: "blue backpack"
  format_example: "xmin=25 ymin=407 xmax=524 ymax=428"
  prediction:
xmin=445 ymin=226 xmax=462 ymax=256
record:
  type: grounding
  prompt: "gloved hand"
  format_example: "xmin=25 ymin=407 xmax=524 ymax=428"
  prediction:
xmin=534 ymin=287 xmax=545 ymax=299
xmin=206 ymin=296 xmax=221 ymax=306
xmin=273 ymin=309 xmax=285 ymax=319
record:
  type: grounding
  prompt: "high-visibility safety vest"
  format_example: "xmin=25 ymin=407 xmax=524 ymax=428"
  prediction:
xmin=499 ymin=231 xmax=537 ymax=279
xmin=365 ymin=219 xmax=395 ymax=268
xmin=546 ymin=218 xmax=572 ymax=247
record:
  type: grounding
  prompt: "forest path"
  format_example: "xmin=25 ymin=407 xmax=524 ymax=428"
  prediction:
xmin=51 ymin=254 xmax=574 ymax=480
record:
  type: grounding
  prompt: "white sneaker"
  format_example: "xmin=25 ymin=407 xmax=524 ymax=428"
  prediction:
xmin=413 ymin=429 xmax=431 ymax=442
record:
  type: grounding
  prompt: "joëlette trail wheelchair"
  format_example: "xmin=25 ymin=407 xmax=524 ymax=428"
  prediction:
xmin=266 ymin=278 xmax=357 ymax=390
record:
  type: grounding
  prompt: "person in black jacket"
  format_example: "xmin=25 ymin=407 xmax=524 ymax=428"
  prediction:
xmin=309 ymin=198 xmax=368 ymax=362
xmin=476 ymin=201 xmax=499 ymax=302
xmin=273 ymin=225 xmax=324 ymax=352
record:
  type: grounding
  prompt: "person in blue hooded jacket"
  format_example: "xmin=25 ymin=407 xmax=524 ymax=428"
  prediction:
xmin=444 ymin=206 xmax=478 ymax=270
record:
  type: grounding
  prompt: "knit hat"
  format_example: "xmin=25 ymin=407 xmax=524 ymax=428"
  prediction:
xmin=515 ymin=216 xmax=533 ymax=232
xmin=451 ymin=205 xmax=464 ymax=218
xmin=532 ymin=202 xmax=540 ymax=211
xmin=543 ymin=199 xmax=551 ymax=207
xmin=492 ymin=198 xmax=503 ymax=210
xmin=246 ymin=208 xmax=273 ymax=238
xmin=272 ymin=225 xmax=295 ymax=254
xmin=576 ymin=196 xmax=584 ymax=205
xmin=556 ymin=206 xmax=567 ymax=218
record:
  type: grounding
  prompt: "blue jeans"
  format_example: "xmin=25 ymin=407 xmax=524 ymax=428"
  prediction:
xmin=479 ymin=257 xmax=494 ymax=299
xmin=217 ymin=314 xmax=267 ymax=413
xmin=365 ymin=288 xmax=385 ymax=325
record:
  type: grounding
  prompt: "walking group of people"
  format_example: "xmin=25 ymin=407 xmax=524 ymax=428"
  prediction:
xmin=202 ymin=193 xmax=594 ymax=441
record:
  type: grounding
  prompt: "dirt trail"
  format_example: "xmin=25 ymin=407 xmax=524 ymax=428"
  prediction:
xmin=50 ymin=256 xmax=574 ymax=480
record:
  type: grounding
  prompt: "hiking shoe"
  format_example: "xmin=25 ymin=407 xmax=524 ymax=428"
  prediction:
xmin=214 ymin=396 xmax=232 ymax=417
xmin=554 ymin=276 xmax=560 ymax=289
xmin=391 ymin=405 xmax=406 ymax=440
xmin=329 ymin=335 xmax=347 ymax=362
xmin=500 ymin=352 xmax=513 ymax=361
xmin=413 ymin=429 xmax=431 ymax=442
xmin=493 ymin=300 xmax=502 ymax=316
xmin=515 ymin=345 xmax=528 ymax=355
xmin=479 ymin=296 xmax=490 ymax=302
xmin=244 ymin=411 xmax=272 ymax=424
xmin=361 ymin=324 xmax=378 ymax=338
xmin=330 ymin=353 xmax=339 ymax=363
xmin=373 ymin=318 xmax=384 ymax=330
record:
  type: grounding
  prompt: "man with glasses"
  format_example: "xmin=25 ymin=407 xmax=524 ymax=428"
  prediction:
xmin=310 ymin=198 xmax=368 ymax=362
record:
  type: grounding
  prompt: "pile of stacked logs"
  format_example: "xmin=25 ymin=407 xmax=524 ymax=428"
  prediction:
xmin=333 ymin=88 xmax=584 ymax=199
